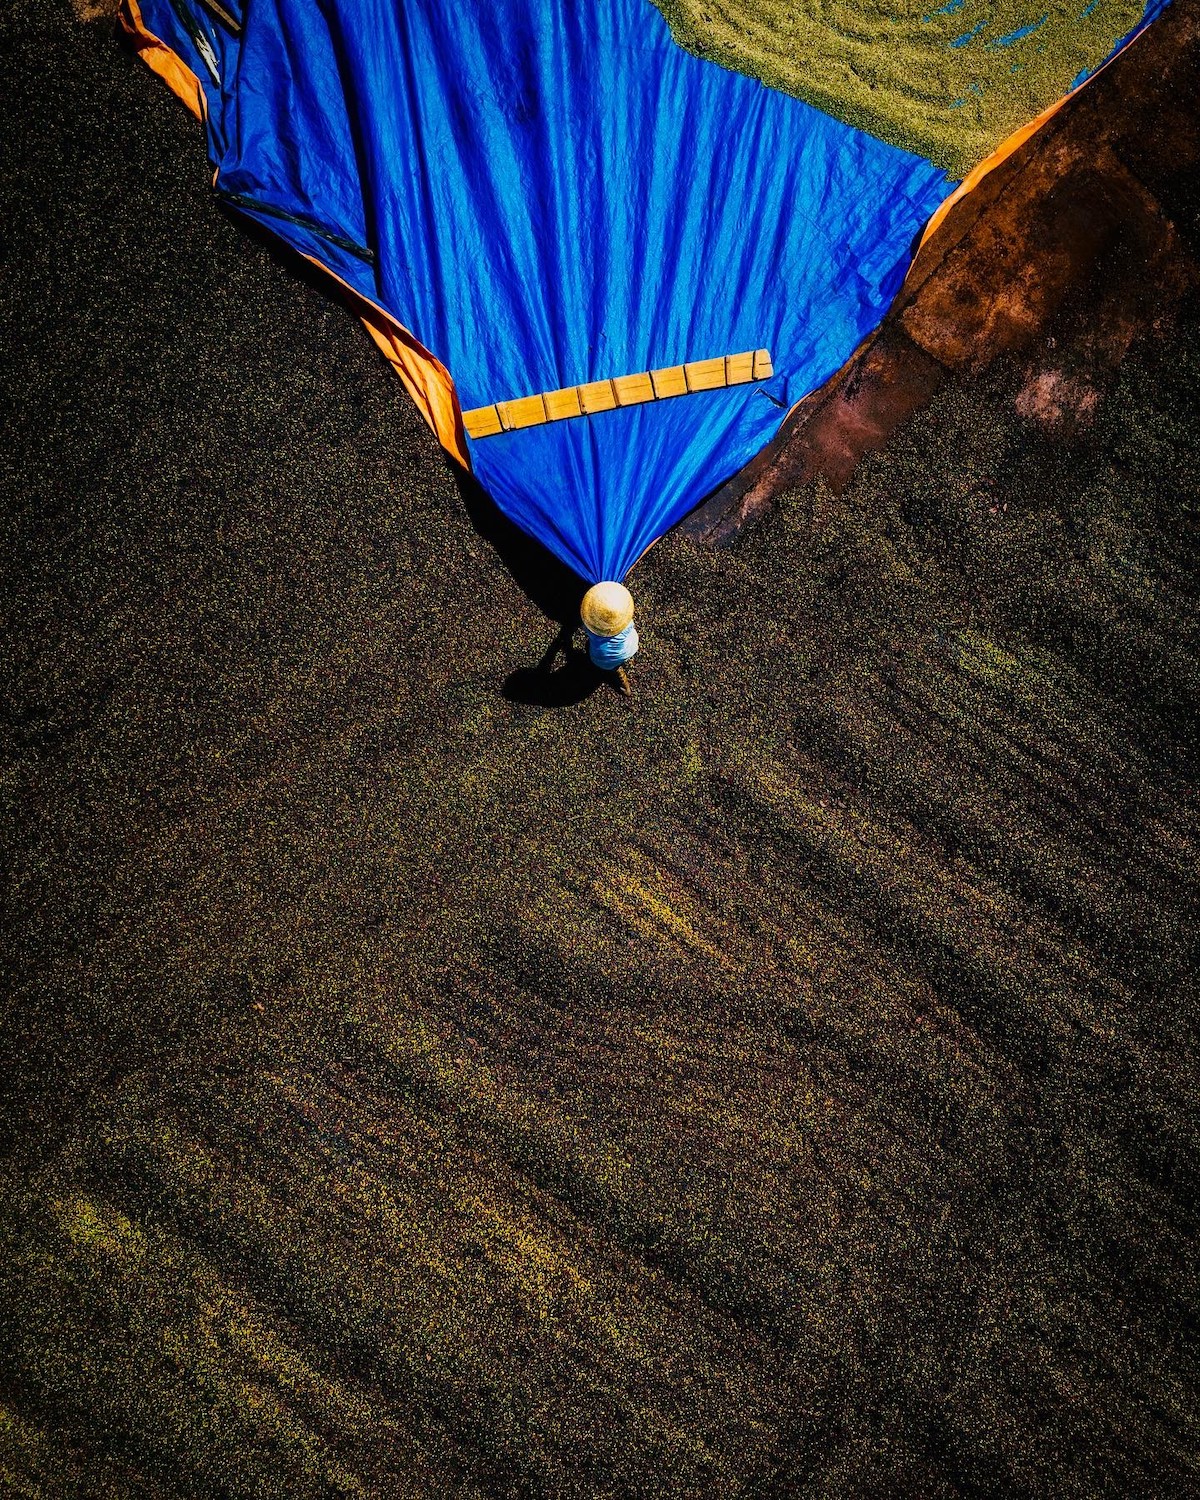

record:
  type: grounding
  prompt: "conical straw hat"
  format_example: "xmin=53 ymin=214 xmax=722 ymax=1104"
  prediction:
xmin=581 ymin=582 xmax=634 ymax=637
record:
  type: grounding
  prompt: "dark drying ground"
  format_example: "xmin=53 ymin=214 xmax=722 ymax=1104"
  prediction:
xmin=3 ymin=2 xmax=1200 ymax=1496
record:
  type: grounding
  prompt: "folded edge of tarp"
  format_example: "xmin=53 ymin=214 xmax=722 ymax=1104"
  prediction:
xmin=117 ymin=0 xmax=470 ymax=470
xmin=119 ymin=0 xmax=204 ymax=119
xmin=300 ymin=256 xmax=469 ymax=468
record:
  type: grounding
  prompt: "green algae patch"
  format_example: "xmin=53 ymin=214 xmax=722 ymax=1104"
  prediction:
xmin=650 ymin=0 xmax=1147 ymax=178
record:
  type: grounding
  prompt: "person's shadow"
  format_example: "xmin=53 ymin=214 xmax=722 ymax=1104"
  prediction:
xmin=449 ymin=460 xmax=606 ymax=707
xmin=501 ymin=621 xmax=602 ymax=706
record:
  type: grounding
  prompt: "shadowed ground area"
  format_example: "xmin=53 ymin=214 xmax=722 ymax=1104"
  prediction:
xmin=2 ymin=2 xmax=1199 ymax=1496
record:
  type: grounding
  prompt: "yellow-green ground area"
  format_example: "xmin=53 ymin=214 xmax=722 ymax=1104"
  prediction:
xmin=652 ymin=0 xmax=1148 ymax=177
xmin=3 ymin=1 xmax=1200 ymax=1496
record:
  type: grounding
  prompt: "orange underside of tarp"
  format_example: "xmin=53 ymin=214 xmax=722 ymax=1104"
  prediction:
xmin=360 ymin=316 xmax=470 ymax=468
xmin=117 ymin=0 xmax=470 ymax=469
xmin=302 ymin=257 xmax=470 ymax=466
xmin=119 ymin=0 xmax=204 ymax=120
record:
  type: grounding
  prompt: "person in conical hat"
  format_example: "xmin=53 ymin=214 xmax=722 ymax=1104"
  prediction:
xmin=580 ymin=582 xmax=638 ymax=696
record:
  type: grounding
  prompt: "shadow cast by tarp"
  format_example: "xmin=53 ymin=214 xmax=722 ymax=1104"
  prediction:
xmin=448 ymin=460 xmax=606 ymax=707
xmin=449 ymin=458 xmax=585 ymax=626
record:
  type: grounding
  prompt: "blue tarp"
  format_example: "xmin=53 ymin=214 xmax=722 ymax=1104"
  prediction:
xmin=134 ymin=0 xmax=1160 ymax=584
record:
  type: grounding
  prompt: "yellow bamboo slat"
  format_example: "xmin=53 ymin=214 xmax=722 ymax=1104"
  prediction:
xmin=683 ymin=356 xmax=727 ymax=392
xmin=578 ymin=379 xmax=618 ymax=414
xmin=612 ymin=371 xmax=655 ymax=406
xmin=463 ymin=404 xmax=503 ymax=439
xmin=462 ymin=348 xmax=773 ymax=439
xmin=498 ymin=393 xmax=549 ymax=431
xmin=650 ymin=365 xmax=689 ymax=399
xmin=543 ymin=385 xmax=583 ymax=421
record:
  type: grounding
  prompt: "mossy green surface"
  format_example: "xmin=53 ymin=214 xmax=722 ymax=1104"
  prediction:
xmin=2 ymin=2 xmax=1199 ymax=1495
xmin=651 ymin=0 xmax=1147 ymax=178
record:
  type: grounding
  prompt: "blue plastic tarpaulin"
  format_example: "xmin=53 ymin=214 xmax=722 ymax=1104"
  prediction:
xmin=125 ymin=0 xmax=1166 ymax=584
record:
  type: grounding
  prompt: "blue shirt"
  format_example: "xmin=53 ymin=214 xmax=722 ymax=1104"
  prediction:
xmin=586 ymin=623 xmax=639 ymax=669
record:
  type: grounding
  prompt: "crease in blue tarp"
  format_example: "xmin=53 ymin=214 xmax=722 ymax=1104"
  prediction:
xmin=136 ymin=0 xmax=1163 ymax=583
